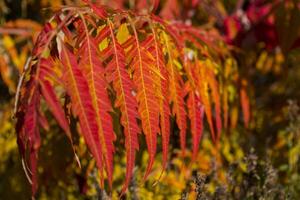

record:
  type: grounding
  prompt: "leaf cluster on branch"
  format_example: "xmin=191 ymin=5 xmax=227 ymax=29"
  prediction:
xmin=14 ymin=1 xmax=249 ymax=196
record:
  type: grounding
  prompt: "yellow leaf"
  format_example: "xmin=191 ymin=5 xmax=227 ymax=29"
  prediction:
xmin=173 ymin=59 xmax=182 ymax=70
xmin=116 ymin=23 xmax=130 ymax=44
xmin=3 ymin=35 xmax=14 ymax=48
xmin=99 ymin=38 xmax=108 ymax=51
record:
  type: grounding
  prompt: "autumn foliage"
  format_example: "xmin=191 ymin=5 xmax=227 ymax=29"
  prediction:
xmin=13 ymin=1 xmax=249 ymax=196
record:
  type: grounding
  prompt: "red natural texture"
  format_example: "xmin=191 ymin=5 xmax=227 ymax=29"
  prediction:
xmin=39 ymin=59 xmax=71 ymax=138
xmin=196 ymin=61 xmax=216 ymax=142
xmin=106 ymin=20 xmax=140 ymax=193
xmin=23 ymin=91 xmax=40 ymax=195
xmin=187 ymin=91 xmax=204 ymax=161
xmin=61 ymin=44 xmax=107 ymax=185
xmin=40 ymin=80 xmax=70 ymax=134
xmin=79 ymin=37 xmax=115 ymax=187
xmin=84 ymin=0 xmax=108 ymax=18
xmin=206 ymin=67 xmax=222 ymax=140
xmin=160 ymin=0 xmax=180 ymax=20
xmin=162 ymin=32 xmax=187 ymax=155
xmin=147 ymin=27 xmax=171 ymax=174
xmin=127 ymin=29 xmax=160 ymax=179
xmin=14 ymin=2 xmax=249 ymax=196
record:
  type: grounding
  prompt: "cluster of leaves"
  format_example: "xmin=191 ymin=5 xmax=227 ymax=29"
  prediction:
xmin=1 ymin=0 xmax=299 ymax=199
xmin=14 ymin=0 xmax=250 ymax=196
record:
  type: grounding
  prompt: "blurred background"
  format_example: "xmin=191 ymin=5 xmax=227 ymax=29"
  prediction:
xmin=0 ymin=0 xmax=300 ymax=199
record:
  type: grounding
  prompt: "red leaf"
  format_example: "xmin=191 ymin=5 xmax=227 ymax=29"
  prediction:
xmin=106 ymin=20 xmax=140 ymax=193
xmin=60 ymin=44 xmax=106 ymax=186
xmin=162 ymin=32 xmax=187 ymax=155
xmin=127 ymin=20 xmax=160 ymax=180
xmin=160 ymin=0 xmax=180 ymax=20
xmin=147 ymin=25 xmax=171 ymax=176
xmin=196 ymin=61 xmax=216 ymax=142
xmin=78 ymin=35 xmax=116 ymax=187
xmin=83 ymin=0 xmax=108 ymax=19
xmin=187 ymin=91 xmax=204 ymax=161
xmin=40 ymin=80 xmax=71 ymax=137
xmin=207 ymin=68 xmax=222 ymax=140
xmin=23 ymin=91 xmax=40 ymax=196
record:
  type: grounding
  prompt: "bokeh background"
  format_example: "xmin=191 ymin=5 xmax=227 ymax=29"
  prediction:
xmin=0 ymin=0 xmax=300 ymax=199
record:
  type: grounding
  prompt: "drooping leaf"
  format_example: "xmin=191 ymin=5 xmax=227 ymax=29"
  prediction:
xmin=21 ymin=90 xmax=40 ymax=196
xmin=162 ymin=31 xmax=187 ymax=155
xmin=60 ymin=44 xmax=106 ymax=186
xmin=196 ymin=60 xmax=216 ymax=142
xmin=13 ymin=4 xmax=250 ymax=195
xmin=39 ymin=58 xmax=70 ymax=137
xmin=187 ymin=90 xmax=204 ymax=161
xmin=127 ymin=18 xmax=160 ymax=179
xmin=205 ymin=60 xmax=222 ymax=140
xmin=79 ymin=32 xmax=116 ymax=187
xmin=40 ymin=80 xmax=70 ymax=134
xmin=147 ymin=23 xmax=171 ymax=175
xmin=106 ymin=20 xmax=140 ymax=193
